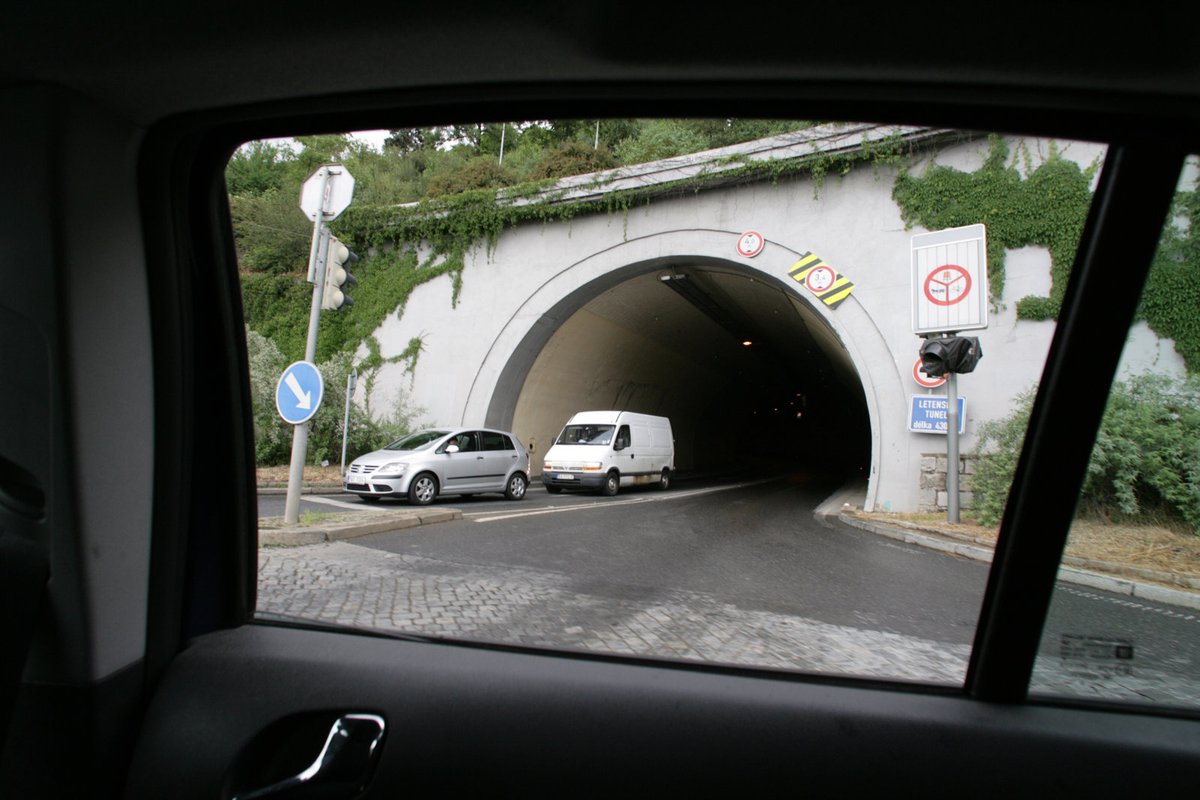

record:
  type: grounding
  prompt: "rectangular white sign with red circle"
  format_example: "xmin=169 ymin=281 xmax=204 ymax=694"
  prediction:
xmin=911 ymin=224 xmax=988 ymax=335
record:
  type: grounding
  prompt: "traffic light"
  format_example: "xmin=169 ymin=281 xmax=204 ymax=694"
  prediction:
xmin=919 ymin=335 xmax=983 ymax=376
xmin=321 ymin=237 xmax=359 ymax=311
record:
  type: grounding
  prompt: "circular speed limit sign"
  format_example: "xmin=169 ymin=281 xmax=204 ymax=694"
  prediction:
xmin=805 ymin=265 xmax=836 ymax=294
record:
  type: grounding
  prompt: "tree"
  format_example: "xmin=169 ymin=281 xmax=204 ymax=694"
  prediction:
xmin=226 ymin=140 xmax=292 ymax=195
xmin=613 ymin=120 xmax=711 ymax=165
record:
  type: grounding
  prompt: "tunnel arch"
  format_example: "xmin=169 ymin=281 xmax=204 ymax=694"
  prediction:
xmin=465 ymin=229 xmax=903 ymax=508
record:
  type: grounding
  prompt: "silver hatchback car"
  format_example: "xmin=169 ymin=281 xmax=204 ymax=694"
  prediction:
xmin=345 ymin=428 xmax=531 ymax=505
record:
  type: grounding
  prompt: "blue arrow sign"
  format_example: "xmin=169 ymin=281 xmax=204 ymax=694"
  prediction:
xmin=276 ymin=361 xmax=324 ymax=425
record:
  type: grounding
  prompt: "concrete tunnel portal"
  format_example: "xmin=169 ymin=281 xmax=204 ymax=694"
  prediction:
xmin=486 ymin=258 xmax=871 ymax=482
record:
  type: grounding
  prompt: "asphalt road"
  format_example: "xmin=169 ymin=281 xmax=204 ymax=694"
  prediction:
xmin=344 ymin=476 xmax=989 ymax=645
xmin=257 ymin=474 xmax=1200 ymax=706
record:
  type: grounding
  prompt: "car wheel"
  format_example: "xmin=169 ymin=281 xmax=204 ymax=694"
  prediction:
xmin=505 ymin=473 xmax=528 ymax=500
xmin=601 ymin=471 xmax=619 ymax=497
xmin=659 ymin=469 xmax=670 ymax=491
xmin=358 ymin=494 xmax=381 ymax=503
xmin=408 ymin=473 xmax=438 ymax=506
xmin=544 ymin=484 xmax=562 ymax=494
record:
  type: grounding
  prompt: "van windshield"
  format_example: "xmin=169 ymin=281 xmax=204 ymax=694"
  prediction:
xmin=557 ymin=425 xmax=614 ymax=445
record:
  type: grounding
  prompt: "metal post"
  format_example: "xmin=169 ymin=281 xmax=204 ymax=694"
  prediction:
xmin=284 ymin=177 xmax=333 ymax=525
xmin=946 ymin=371 xmax=960 ymax=523
xmin=341 ymin=368 xmax=356 ymax=478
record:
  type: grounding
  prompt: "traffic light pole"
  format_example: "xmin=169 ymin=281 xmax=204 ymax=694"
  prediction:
xmin=946 ymin=371 xmax=960 ymax=523
xmin=283 ymin=196 xmax=333 ymax=525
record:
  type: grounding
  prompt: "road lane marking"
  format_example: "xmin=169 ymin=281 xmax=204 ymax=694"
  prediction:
xmin=469 ymin=479 xmax=774 ymax=522
xmin=303 ymin=495 xmax=379 ymax=511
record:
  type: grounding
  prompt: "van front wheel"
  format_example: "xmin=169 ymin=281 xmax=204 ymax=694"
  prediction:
xmin=659 ymin=469 xmax=670 ymax=491
xmin=601 ymin=472 xmax=620 ymax=497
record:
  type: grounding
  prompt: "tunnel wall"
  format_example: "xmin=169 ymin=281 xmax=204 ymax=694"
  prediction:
xmin=358 ymin=135 xmax=1179 ymax=512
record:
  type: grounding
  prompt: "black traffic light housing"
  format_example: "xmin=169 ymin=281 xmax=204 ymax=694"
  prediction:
xmin=919 ymin=335 xmax=983 ymax=376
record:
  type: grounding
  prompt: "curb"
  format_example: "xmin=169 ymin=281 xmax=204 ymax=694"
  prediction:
xmin=259 ymin=507 xmax=463 ymax=547
xmin=835 ymin=511 xmax=1200 ymax=612
xmin=258 ymin=484 xmax=345 ymax=495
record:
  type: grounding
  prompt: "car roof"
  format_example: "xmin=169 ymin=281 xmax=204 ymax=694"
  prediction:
xmin=3 ymin=3 xmax=1198 ymax=131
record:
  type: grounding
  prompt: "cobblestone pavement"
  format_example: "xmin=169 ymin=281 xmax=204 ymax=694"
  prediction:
xmin=258 ymin=540 xmax=1200 ymax=706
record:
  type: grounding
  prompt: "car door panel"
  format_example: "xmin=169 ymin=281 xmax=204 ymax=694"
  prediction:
xmin=127 ymin=624 xmax=1200 ymax=798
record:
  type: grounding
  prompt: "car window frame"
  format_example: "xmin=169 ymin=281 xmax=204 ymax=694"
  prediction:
xmin=138 ymin=90 xmax=1199 ymax=721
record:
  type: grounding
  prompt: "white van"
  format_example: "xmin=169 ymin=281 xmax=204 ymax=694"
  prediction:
xmin=542 ymin=411 xmax=675 ymax=496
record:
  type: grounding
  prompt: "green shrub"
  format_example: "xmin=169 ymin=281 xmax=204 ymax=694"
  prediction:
xmin=971 ymin=387 xmax=1037 ymax=527
xmin=245 ymin=327 xmax=422 ymax=467
xmin=971 ymin=375 xmax=1200 ymax=532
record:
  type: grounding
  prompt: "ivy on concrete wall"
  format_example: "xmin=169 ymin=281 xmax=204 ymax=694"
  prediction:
xmin=894 ymin=140 xmax=1199 ymax=372
xmin=249 ymin=136 xmax=914 ymax=363
xmin=1139 ymin=172 xmax=1200 ymax=371
xmin=892 ymin=135 xmax=1100 ymax=319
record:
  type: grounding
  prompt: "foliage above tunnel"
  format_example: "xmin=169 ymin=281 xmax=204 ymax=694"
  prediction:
xmin=235 ymin=121 xmax=918 ymax=362
xmin=892 ymin=136 xmax=1101 ymax=319
xmin=893 ymin=139 xmax=1200 ymax=372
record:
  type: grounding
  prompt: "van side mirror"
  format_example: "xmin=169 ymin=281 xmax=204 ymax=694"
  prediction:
xmin=613 ymin=440 xmax=625 ymax=452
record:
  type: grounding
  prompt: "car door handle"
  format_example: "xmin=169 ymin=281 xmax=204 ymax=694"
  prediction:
xmin=476 ymin=455 xmax=485 ymax=460
xmin=233 ymin=713 xmax=386 ymax=800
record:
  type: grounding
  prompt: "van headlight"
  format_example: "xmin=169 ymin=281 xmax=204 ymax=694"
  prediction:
xmin=582 ymin=462 xmax=603 ymax=471
xmin=377 ymin=462 xmax=407 ymax=477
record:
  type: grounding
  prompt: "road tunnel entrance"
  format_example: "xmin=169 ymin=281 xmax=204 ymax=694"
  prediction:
xmin=494 ymin=261 xmax=870 ymax=482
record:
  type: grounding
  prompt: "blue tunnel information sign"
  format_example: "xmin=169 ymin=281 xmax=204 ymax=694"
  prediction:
xmin=909 ymin=395 xmax=966 ymax=435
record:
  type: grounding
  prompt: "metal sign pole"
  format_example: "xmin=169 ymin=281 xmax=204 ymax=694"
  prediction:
xmin=946 ymin=370 xmax=960 ymax=523
xmin=284 ymin=171 xmax=333 ymax=525
xmin=341 ymin=368 xmax=356 ymax=478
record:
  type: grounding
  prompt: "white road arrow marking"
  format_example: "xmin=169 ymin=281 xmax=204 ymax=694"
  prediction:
xmin=285 ymin=372 xmax=312 ymax=409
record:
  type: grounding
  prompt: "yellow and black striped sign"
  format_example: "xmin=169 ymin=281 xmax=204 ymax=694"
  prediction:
xmin=787 ymin=252 xmax=855 ymax=309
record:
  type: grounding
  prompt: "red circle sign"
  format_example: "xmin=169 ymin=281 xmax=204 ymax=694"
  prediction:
xmin=923 ymin=264 xmax=972 ymax=306
xmin=805 ymin=265 xmax=836 ymax=294
xmin=736 ymin=231 xmax=765 ymax=258
xmin=913 ymin=358 xmax=947 ymax=388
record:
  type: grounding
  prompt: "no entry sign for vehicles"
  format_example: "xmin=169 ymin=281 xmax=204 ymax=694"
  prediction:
xmin=911 ymin=224 xmax=988 ymax=335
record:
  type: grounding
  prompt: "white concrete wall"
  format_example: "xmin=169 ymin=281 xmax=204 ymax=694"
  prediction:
xmin=357 ymin=131 xmax=1183 ymax=512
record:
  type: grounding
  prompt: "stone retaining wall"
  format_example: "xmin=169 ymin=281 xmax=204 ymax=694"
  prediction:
xmin=919 ymin=452 xmax=977 ymax=513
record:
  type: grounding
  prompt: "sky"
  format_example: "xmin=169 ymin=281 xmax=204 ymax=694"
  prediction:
xmin=350 ymin=130 xmax=390 ymax=151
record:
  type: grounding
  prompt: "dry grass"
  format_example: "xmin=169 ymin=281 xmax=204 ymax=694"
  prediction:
xmin=851 ymin=511 xmax=1200 ymax=581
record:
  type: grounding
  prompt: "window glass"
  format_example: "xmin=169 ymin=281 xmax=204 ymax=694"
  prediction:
xmin=615 ymin=426 xmax=631 ymax=449
xmin=385 ymin=430 xmax=447 ymax=451
xmin=481 ymin=432 xmax=511 ymax=451
xmin=243 ymin=120 xmax=1109 ymax=690
xmin=1030 ymin=157 xmax=1200 ymax=710
xmin=559 ymin=425 xmax=614 ymax=445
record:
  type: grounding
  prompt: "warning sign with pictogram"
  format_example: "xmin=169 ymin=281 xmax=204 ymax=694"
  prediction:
xmin=788 ymin=252 xmax=855 ymax=309
xmin=911 ymin=224 xmax=988 ymax=335
xmin=736 ymin=230 xmax=765 ymax=258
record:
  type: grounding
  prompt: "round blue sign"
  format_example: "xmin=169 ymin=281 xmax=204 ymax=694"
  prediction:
xmin=275 ymin=361 xmax=324 ymax=425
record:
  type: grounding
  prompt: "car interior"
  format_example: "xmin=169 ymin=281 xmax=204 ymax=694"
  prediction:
xmin=2 ymin=3 xmax=1200 ymax=797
